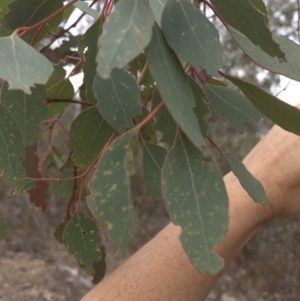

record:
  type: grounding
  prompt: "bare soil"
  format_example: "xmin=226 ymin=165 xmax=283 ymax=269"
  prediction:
xmin=1 ymin=176 xmax=300 ymax=301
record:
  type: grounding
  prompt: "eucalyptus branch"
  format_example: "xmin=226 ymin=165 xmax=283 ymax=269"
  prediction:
xmin=46 ymin=99 xmax=93 ymax=107
xmin=15 ymin=0 xmax=79 ymax=38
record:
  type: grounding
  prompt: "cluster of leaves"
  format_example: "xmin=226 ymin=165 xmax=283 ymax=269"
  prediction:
xmin=1 ymin=0 xmax=300 ymax=281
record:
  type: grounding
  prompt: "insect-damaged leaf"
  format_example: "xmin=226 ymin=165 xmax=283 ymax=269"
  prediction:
xmin=0 ymin=211 xmax=7 ymax=240
xmin=94 ymin=68 xmax=141 ymax=133
xmin=205 ymin=84 xmax=264 ymax=133
xmin=143 ymin=140 xmax=166 ymax=200
xmin=1 ymin=82 xmax=48 ymax=145
xmin=0 ymin=103 xmax=25 ymax=189
xmin=162 ymin=131 xmax=228 ymax=274
xmin=146 ymin=24 xmax=204 ymax=148
xmin=210 ymin=0 xmax=285 ymax=59
xmin=229 ymin=27 xmax=300 ymax=82
xmin=96 ymin=0 xmax=154 ymax=78
xmin=162 ymin=0 xmax=224 ymax=77
xmin=22 ymin=144 xmax=48 ymax=211
xmin=222 ymin=73 xmax=300 ymax=136
xmin=0 ymin=34 xmax=53 ymax=94
xmin=70 ymin=107 xmax=114 ymax=167
xmin=79 ymin=16 xmax=105 ymax=104
xmin=224 ymin=153 xmax=267 ymax=204
xmin=64 ymin=211 xmax=103 ymax=274
xmin=87 ymin=130 xmax=139 ymax=258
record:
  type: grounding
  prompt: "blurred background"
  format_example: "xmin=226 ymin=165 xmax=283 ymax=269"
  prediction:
xmin=1 ymin=0 xmax=300 ymax=300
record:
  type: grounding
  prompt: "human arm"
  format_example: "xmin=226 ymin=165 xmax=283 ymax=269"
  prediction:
xmin=80 ymin=123 xmax=300 ymax=301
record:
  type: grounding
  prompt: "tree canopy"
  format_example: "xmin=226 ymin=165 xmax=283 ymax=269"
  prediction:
xmin=0 ymin=0 xmax=299 ymax=282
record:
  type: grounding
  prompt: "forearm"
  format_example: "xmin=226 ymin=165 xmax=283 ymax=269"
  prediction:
xmin=80 ymin=171 xmax=274 ymax=301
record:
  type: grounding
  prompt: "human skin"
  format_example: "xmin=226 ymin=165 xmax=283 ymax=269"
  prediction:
xmin=80 ymin=123 xmax=300 ymax=301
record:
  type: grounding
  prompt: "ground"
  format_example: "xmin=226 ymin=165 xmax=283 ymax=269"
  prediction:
xmin=1 ymin=174 xmax=300 ymax=301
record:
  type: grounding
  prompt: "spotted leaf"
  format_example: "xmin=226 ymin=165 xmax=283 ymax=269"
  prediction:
xmin=87 ymin=130 xmax=139 ymax=258
xmin=162 ymin=131 xmax=228 ymax=274
xmin=64 ymin=211 xmax=103 ymax=274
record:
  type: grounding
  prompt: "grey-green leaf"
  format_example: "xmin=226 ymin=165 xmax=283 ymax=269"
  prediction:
xmin=97 ymin=0 xmax=154 ymax=78
xmin=205 ymin=84 xmax=264 ymax=133
xmin=162 ymin=0 xmax=224 ymax=76
xmin=143 ymin=140 xmax=166 ymax=200
xmin=1 ymin=82 xmax=48 ymax=145
xmin=229 ymin=27 xmax=300 ymax=82
xmin=0 ymin=211 xmax=7 ymax=240
xmin=149 ymin=0 xmax=168 ymax=26
xmin=0 ymin=103 xmax=25 ymax=189
xmin=94 ymin=68 xmax=141 ymax=133
xmin=65 ymin=0 xmax=99 ymax=18
xmin=152 ymin=89 xmax=176 ymax=145
xmin=189 ymin=78 xmax=209 ymax=137
xmin=64 ymin=211 xmax=103 ymax=274
xmin=79 ymin=16 xmax=105 ymax=104
xmin=210 ymin=0 xmax=285 ymax=59
xmin=146 ymin=24 xmax=204 ymax=148
xmin=224 ymin=152 xmax=267 ymax=204
xmin=87 ymin=130 xmax=139 ymax=258
xmin=162 ymin=131 xmax=228 ymax=273
xmin=70 ymin=107 xmax=114 ymax=167
xmin=0 ymin=34 xmax=53 ymax=94
xmin=222 ymin=73 xmax=300 ymax=136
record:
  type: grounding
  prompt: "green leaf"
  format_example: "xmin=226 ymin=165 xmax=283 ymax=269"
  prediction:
xmin=152 ymin=89 xmax=176 ymax=146
xmin=224 ymin=152 xmax=267 ymax=204
xmin=94 ymin=69 xmax=141 ymax=133
xmin=0 ymin=103 xmax=25 ymax=189
xmin=205 ymin=84 xmax=264 ymax=133
xmin=65 ymin=0 xmax=99 ymax=18
xmin=188 ymin=78 xmax=209 ymax=137
xmin=70 ymin=107 xmax=114 ymax=167
xmin=229 ymin=27 xmax=300 ymax=82
xmin=0 ymin=211 xmax=7 ymax=240
xmin=64 ymin=211 xmax=103 ymax=274
xmin=0 ymin=34 xmax=54 ymax=94
xmin=210 ymin=0 xmax=285 ymax=59
xmin=92 ymin=248 xmax=106 ymax=284
xmin=143 ymin=140 xmax=166 ymax=200
xmin=87 ymin=130 xmax=139 ymax=258
xmin=222 ymin=73 xmax=300 ymax=136
xmin=52 ymin=169 xmax=76 ymax=198
xmin=96 ymin=0 xmax=154 ymax=78
xmin=250 ymin=0 xmax=267 ymax=14
xmin=149 ymin=0 xmax=168 ymax=26
xmin=47 ymin=78 xmax=74 ymax=116
xmin=79 ymin=16 xmax=105 ymax=104
xmin=1 ymin=82 xmax=48 ymax=145
xmin=0 ymin=0 xmax=63 ymax=43
xmin=162 ymin=131 xmax=228 ymax=274
xmin=161 ymin=0 xmax=224 ymax=76
xmin=54 ymin=219 xmax=70 ymax=244
xmin=47 ymin=78 xmax=74 ymax=99
xmin=146 ymin=24 xmax=204 ymax=148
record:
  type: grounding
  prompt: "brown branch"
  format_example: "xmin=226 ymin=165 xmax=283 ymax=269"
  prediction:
xmin=16 ymin=0 xmax=79 ymax=38
xmin=136 ymin=101 xmax=164 ymax=130
xmin=46 ymin=98 xmax=93 ymax=107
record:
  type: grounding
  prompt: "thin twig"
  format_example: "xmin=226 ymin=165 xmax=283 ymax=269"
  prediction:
xmin=16 ymin=0 xmax=79 ymax=38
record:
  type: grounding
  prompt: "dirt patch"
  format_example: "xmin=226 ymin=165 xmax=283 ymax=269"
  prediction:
xmin=1 ymin=176 xmax=300 ymax=300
